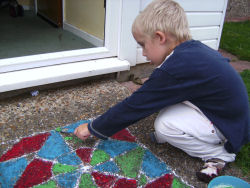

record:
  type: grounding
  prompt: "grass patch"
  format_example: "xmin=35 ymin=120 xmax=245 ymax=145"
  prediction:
xmin=235 ymin=143 xmax=250 ymax=175
xmin=235 ymin=70 xmax=250 ymax=175
xmin=240 ymin=70 xmax=250 ymax=103
xmin=220 ymin=21 xmax=250 ymax=61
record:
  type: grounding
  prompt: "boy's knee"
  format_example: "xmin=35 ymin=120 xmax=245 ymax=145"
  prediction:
xmin=154 ymin=114 xmax=172 ymax=135
xmin=154 ymin=115 xmax=166 ymax=132
xmin=153 ymin=118 xmax=176 ymax=144
xmin=154 ymin=111 xmax=185 ymax=137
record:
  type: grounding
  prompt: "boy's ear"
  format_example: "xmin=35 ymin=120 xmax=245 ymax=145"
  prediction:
xmin=155 ymin=31 xmax=167 ymax=44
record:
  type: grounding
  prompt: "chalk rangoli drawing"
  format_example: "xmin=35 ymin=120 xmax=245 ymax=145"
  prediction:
xmin=0 ymin=120 xmax=189 ymax=188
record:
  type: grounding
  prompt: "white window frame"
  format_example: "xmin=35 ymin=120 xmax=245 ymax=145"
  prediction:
xmin=0 ymin=0 xmax=122 ymax=73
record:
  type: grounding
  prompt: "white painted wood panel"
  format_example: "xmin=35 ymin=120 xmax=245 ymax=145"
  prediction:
xmin=136 ymin=39 xmax=218 ymax=64
xmin=136 ymin=48 xmax=148 ymax=64
xmin=190 ymin=26 xmax=220 ymax=41
xmin=140 ymin=0 xmax=225 ymax=12
xmin=170 ymin=0 xmax=225 ymax=12
xmin=202 ymin=40 xmax=218 ymax=49
xmin=119 ymin=0 xmax=140 ymax=66
xmin=136 ymin=27 xmax=220 ymax=46
xmin=187 ymin=13 xmax=222 ymax=27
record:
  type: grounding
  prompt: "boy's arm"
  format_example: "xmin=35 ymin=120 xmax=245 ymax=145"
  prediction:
xmin=85 ymin=69 xmax=186 ymax=140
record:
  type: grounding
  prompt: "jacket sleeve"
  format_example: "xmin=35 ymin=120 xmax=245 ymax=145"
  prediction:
xmin=88 ymin=68 xmax=187 ymax=139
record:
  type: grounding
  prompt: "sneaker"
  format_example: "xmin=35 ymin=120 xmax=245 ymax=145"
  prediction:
xmin=196 ymin=158 xmax=226 ymax=183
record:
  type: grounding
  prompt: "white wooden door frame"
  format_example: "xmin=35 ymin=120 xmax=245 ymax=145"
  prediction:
xmin=118 ymin=0 xmax=140 ymax=66
xmin=0 ymin=0 xmax=124 ymax=73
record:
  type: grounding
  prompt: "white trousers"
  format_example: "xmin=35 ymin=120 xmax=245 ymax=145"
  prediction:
xmin=154 ymin=101 xmax=236 ymax=162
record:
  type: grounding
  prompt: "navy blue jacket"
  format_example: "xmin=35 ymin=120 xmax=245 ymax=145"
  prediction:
xmin=88 ymin=40 xmax=250 ymax=153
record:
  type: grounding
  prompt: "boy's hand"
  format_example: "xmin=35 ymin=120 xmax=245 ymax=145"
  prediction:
xmin=74 ymin=123 xmax=91 ymax=140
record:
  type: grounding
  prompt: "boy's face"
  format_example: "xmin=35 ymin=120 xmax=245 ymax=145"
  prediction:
xmin=133 ymin=29 xmax=172 ymax=66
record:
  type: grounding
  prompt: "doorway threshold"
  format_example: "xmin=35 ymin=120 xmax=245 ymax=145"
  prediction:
xmin=0 ymin=58 xmax=130 ymax=92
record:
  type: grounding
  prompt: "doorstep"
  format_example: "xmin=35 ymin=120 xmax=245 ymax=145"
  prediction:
xmin=0 ymin=58 xmax=130 ymax=93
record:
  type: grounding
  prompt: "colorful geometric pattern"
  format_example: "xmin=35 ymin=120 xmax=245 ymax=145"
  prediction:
xmin=0 ymin=120 xmax=189 ymax=188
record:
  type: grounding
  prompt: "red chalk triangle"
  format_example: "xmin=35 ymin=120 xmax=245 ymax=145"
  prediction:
xmin=144 ymin=174 xmax=173 ymax=188
xmin=111 ymin=129 xmax=136 ymax=142
xmin=76 ymin=148 xmax=93 ymax=164
xmin=92 ymin=172 xmax=117 ymax=188
xmin=0 ymin=132 xmax=50 ymax=162
xmin=113 ymin=178 xmax=137 ymax=188
xmin=14 ymin=158 xmax=53 ymax=188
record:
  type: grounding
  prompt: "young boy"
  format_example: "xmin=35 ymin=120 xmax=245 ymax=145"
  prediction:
xmin=74 ymin=0 xmax=250 ymax=183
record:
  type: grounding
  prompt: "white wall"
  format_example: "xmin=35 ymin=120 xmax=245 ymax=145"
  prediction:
xmin=137 ymin=0 xmax=228 ymax=64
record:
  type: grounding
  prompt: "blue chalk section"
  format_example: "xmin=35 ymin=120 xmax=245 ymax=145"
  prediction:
xmin=0 ymin=157 xmax=27 ymax=188
xmin=94 ymin=161 xmax=120 ymax=174
xmin=97 ymin=140 xmax=138 ymax=158
xmin=38 ymin=131 xmax=71 ymax=160
xmin=142 ymin=150 xmax=171 ymax=178
xmin=61 ymin=120 xmax=91 ymax=133
xmin=57 ymin=152 xmax=82 ymax=166
xmin=56 ymin=171 xmax=81 ymax=188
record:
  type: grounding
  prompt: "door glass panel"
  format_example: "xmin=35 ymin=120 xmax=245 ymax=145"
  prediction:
xmin=0 ymin=0 xmax=107 ymax=70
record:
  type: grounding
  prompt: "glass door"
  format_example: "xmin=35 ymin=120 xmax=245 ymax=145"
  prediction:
xmin=0 ymin=0 xmax=121 ymax=73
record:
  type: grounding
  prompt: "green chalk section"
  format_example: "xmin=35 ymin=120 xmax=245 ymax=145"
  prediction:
xmin=79 ymin=173 xmax=97 ymax=188
xmin=172 ymin=178 xmax=190 ymax=188
xmin=90 ymin=149 xmax=110 ymax=166
xmin=55 ymin=127 xmax=62 ymax=132
xmin=74 ymin=137 xmax=83 ymax=143
xmin=139 ymin=174 xmax=147 ymax=186
xmin=64 ymin=137 xmax=73 ymax=141
xmin=34 ymin=180 xmax=57 ymax=188
xmin=115 ymin=147 xmax=145 ymax=178
xmin=52 ymin=163 xmax=78 ymax=175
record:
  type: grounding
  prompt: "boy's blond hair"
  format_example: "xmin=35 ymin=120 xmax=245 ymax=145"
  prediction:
xmin=132 ymin=0 xmax=191 ymax=42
